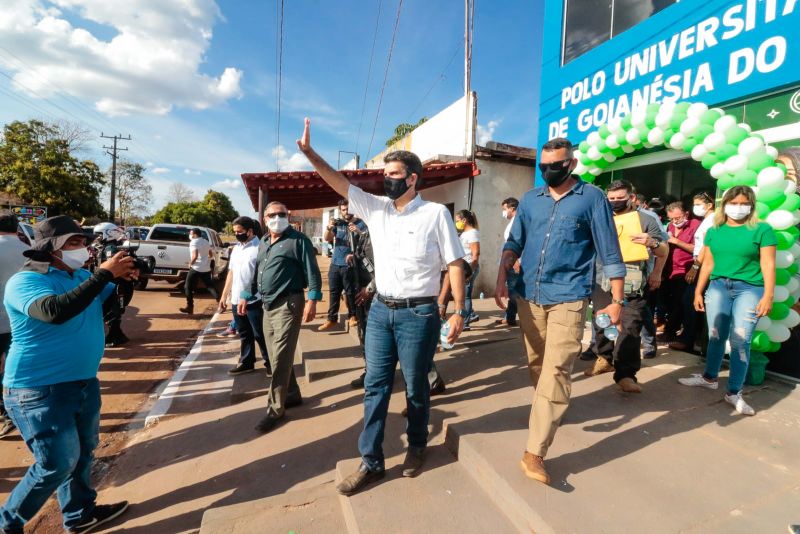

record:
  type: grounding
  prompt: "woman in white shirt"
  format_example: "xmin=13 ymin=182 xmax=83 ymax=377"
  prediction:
xmin=455 ymin=210 xmax=480 ymax=326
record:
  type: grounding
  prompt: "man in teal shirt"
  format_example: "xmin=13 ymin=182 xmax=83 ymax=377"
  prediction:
xmin=0 ymin=216 xmax=135 ymax=534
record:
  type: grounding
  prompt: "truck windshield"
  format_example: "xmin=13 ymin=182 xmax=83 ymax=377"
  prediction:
xmin=149 ymin=227 xmax=209 ymax=242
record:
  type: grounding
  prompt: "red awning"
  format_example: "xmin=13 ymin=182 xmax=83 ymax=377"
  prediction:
xmin=241 ymin=161 xmax=480 ymax=210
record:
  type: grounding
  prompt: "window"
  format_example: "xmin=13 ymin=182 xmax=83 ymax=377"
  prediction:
xmin=562 ymin=0 xmax=677 ymax=64
xmin=149 ymin=226 xmax=210 ymax=242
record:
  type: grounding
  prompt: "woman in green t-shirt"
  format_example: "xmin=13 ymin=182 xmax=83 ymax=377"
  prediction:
xmin=678 ymin=186 xmax=776 ymax=416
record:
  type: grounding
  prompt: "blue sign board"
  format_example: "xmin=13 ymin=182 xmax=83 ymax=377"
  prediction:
xmin=537 ymin=0 xmax=800 ymax=151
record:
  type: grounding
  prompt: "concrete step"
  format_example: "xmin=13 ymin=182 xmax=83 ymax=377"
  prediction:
xmin=200 ymin=482 xmax=347 ymax=534
xmin=335 ymin=445 xmax=518 ymax=534
xmin=229 ymin=366 xmax=269 ymax=404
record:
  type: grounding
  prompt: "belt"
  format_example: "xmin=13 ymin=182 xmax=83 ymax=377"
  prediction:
xmin=377 ymin=294 xmax=436 ymax=309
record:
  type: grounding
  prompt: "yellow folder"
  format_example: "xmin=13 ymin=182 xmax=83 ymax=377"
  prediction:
xmin=614 ymin=211 xmax=650 ymax=263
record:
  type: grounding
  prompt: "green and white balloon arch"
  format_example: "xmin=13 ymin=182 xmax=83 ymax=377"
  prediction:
xmin=572 ymin=101 xmax=800 ymax=354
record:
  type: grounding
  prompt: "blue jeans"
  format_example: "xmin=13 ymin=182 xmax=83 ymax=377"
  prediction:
xmin=703 ymin=279 xmax=763 ymax=394
xmin=464 ymin=264 xmax=480 ymax=320
xmin=358 ymin=299 xmax=440 ymax=471
xmin=0 ymin=379 xmax=101 ymax=530
xmin=233 ymin=300 xmax=269 ymax=366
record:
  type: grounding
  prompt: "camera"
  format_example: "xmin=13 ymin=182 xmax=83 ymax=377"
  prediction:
xmin=331 ymin=218 xmax=349 ymax=227
xmin=117 ymin=244 xmax=155 ymax=273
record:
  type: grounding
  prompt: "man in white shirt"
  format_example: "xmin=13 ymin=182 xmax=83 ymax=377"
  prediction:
xmin=297 ymin=118 xmax=466 ymax=495
xmin=219 ymin=217 xmax=270 ymax=375
xmin=181 ymin=228 xmax=219 ymax=314
xmin=0 ymin=210 xmax=29 ymax=437
xmin=497 ymin=197 xmax=520 ymax=326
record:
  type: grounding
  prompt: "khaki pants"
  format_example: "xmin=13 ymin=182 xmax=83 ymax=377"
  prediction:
xmin=263 ymin=293 xmax=303 ymax=418
xmin=516 ymin=298 xmax=587 ymax=457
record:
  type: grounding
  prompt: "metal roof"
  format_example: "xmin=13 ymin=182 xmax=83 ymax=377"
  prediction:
xmin=241 ymin=161 xmax=480 ymax=210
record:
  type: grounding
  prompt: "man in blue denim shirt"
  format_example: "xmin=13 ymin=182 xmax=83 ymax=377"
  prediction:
xmin=495 ymin=138 xmax=626 ymax=486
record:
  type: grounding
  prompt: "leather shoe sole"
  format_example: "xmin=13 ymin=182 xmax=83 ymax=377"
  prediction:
xmin=336 ymin=467 xmax=385 ymax=496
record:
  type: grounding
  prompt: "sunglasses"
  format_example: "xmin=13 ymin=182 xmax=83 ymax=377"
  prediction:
xmin=266 ymin=212 xmax=288 ymax=219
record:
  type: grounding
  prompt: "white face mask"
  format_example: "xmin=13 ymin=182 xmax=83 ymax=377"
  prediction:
xmin=59 ymin=247 xmax=90 ymax=269
xmin=267 ymin=216 xmax=290 ymax=233
xmin=724 ymin=204 xmax=751 ymax=221
xmin=502 ymin=209 xmax=509 ymax=220
xmin=692 ymin=205 xmax=708 ymax=218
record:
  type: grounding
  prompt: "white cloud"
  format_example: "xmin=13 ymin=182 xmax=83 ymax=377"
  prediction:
xmin=477 ymin=120 xmax=500 ymax=146
xmin=211 ymin=178 xmax=241 ymax=190
xmin=271 ymin=145 xmax=312 ymax=172
xmin=0 ymin=0 xmax=243 ymax=116
xmin=184 ymin=168 xmax=202 ymax=176
xmin=151 ymin=167 xmax=169 ymax=174
xmin=145 ymin=161 xmax=154 ymax=167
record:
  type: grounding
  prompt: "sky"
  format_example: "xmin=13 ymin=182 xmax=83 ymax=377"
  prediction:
xmin=0 ymin=0 xmax=544 ymax=217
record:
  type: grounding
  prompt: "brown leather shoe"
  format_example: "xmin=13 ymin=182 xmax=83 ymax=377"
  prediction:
xmin=401 ymin=447 xmax=425 ymax=477
xmin=584 ymin=356 xmax=614 ymax=376
xmin=336 ymin=463 xmax=385 ymax=496
xmin=317 ymin=320 xmax=337 ymax=332
xmin=617 ymin=377 xmax=642 ymax=393
xmin=520 ymin=451 xmax=550 ymax=484
xmin=668 ymin=341 xmax=690 ymax=352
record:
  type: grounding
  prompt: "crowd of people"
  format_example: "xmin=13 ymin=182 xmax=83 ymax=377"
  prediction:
xmin=0 ymin=118 xmax=796 ymax=530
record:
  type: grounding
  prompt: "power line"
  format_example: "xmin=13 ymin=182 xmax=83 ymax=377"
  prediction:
xmin=366 ymin=0 xmax=404 ymax=162
xmin=404 ymin=41 xmax=462 ymax=123
xmin=354 ymin=0 xmax=383 ymax=161
xmin=275 ymin=0 xmax=285 ymax=171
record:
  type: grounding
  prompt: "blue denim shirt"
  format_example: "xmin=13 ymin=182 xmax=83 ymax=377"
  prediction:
xmin=332 ymin=219 xmax=367 ymax=266
xmin=503 ymin=179 xmax=626 ymax=305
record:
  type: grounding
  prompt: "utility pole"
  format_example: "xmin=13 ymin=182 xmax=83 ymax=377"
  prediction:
xmin=101 ymin=133 xmax=131 ymax=223
xmin=337 ymin=150 xmax=360 ymax=170
xmin=464 ymin=0 xmax=475 ymax=159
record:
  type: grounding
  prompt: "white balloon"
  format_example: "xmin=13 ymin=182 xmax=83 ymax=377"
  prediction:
xmin=589 ymin=167 xmax=603 ymax=176
xmin=588 ymin=131 xmax=602 ymax=145
xmin=631 ymin=110 xmax=648 ymax=129
xmin=751 ymin=186 xmax=760 ymax=195
xmin=670 ymin=132 xmax=687 ymax=149
xmin=767 ymin=210 xmax=795 ymax=231
xmin=774 ymin=285 xmax=790 ymax=303
xmin=603 ymin=152 xmax=616 ymax=163
xmin=737 ymin=136 xmax=764 ymax=156
xmin=755 ymin=316 xmax=772 ymax=332
xmin=647 ymin=127 xmax=665 ymax=145
xmin=765 ymin=145 xmax=779 ymax=159
xmin=738 ymin=123 xmax=752 ymax=133
xmin=775 ymin=249 xmax=795 ymax=269
xmin=626 ymin=128 xmax=641 ymax=145
xmin=703 ymin=132 xmax=726 ymax=152
xmin=691 ymin=144 xmax=708 ymax=161
xmin=621 ymin=144 xmax=635 ymax=154
xmin=724 ymin=154 xmax=747 ymax=174
xmin=767 ymin=323 xmax=791 ymax=343
xmin=789 ymin=242 xmax=800 ymax=259
xmin=687 ymin=102 xmax=709 ymax=118
xmin=786 ymin=276 xmax=800 ymax=295
xmin=608 ymin=116 xmax=622 ymax=134
xmin=785 ymin=180 xmax=797 ymax=195
xmin=714 ymin=115 xmax=737 ymax=133
xmin=574 ymin=163 xmax=588 ymax=176
xmin=606 ymin=134 xmax=620 ymax=149
xmin=710 ymin=162 xmax=727 ymax=179
xmin=680 ymin=117 xmax=700 ymax=136
xmin=642 ymin=141 xmax=655 ymax=149
xmin=655 ymin=112 xmax=672 ymax=129
xmin=587 ymin=146 xmax=602 ymax=161
xmin=785 ymin=309 xmax=800 ymax=328
xmin=757 ymin=166 xmax=785 ymax=189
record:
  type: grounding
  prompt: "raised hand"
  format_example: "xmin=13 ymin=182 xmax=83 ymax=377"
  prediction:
xmin=297 ymin=117 xmax=311 ymax=153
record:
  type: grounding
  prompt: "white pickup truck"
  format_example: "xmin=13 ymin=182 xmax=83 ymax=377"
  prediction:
xmin=132 ymin=223 xmax=230 ymax=289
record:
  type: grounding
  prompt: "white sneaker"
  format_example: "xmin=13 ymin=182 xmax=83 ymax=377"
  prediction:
xmin=724 ymin=392 xmax=755 ymax=416
xmin=678 ymin=373 xmax=718 ymax=389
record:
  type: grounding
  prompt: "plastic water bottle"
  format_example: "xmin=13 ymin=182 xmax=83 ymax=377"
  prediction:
xmin=479 ymin=292 xmax=484 ymax=299
xmin=440 ymin=321 xmax=455 ymax=350
xmin=595 ymin=313 xmax=619 ymax=341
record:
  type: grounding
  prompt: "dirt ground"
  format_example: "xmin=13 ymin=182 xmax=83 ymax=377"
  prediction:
xmin=0 ymin=280 xmax=218 ymax=533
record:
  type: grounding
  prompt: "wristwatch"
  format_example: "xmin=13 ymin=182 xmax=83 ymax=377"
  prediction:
xmin=611 ymin=298 xmax=626 ymax=306
xmin=649 ymin=239 xmax=661 ymax=249
xmin=454 ymin=309 xmax=470 ymax=318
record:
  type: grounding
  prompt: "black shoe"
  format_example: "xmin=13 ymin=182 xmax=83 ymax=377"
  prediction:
xmin=254 ymin=413 xmax=285 ymax=433
xmin=579 ymin=348 xmax=597 ymax=361
xmin=68 ymin=501 xmax=129 ymax=533
xmin=430 ymin=378 xmax=446 ymax=396
xmin=284 ymin=395 xmax=303 ymax=409
xmin=336 ymin=463 xmax=385 ymax=496
xmin=228 ymin=363 xmax=255 ymax=375
xmin=263 ymin=361 xmax=273 ymax=376
xmin=401 ymin=447 xmax=425 ymax=477
xmin=179 ymin=306 xmax=194 ymax=315
xmin=642 ymin=349 xmax=657 ymax=359
xmin=350 ymin=372 xmax=365 ymax=389
xmin=104 ymin=333 xmax=129 ymax=348
xmin=0 ymin=418 xmax=16 ymax=439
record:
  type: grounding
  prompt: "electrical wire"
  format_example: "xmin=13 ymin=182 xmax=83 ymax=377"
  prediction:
xmin=354 ymin=0 xmax=383 ymax=160
xmin=404 ymin=40 xmax=461 ymax=123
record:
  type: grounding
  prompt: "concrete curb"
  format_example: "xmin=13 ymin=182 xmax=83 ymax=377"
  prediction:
xmin=144 ymin=311 xmax=221 ymax=427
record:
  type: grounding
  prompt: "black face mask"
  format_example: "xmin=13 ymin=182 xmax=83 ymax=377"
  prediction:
xmin=384 ymin=175 xmax=411 ymax=200
xmin=610 ymin=199 xmax=630 ymax=213
xmin=234 ymin=232 xmax=250 ymax=243
xmin=538 ymin=159 xmax=573 ymax=187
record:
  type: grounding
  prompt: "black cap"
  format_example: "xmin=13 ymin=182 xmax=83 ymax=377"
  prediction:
xmin=23 ymin=215 xmax=86 ymax=259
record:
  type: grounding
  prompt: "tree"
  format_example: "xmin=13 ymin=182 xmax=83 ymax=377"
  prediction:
xmin=386 ymin=117 xmax=428 ymax=147
xmin=151 ymin=190 xmax=238 ymax=231
xmin=0 ymin=120 xmax=105 ymax=219
xmin=167 ymin=182 xmax=196 ymax=204
xmin=108 ymin=160 xmax=153 ymax=224
xmin=52 ymin=120 xmax=93 ymax=153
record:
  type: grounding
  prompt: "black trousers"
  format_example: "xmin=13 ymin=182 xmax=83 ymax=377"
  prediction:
xmin=327 ymin=264 xmax=356 ymax=321
xmin=664 ymin=276 xmax=690 ymax=337
xmin=592 ymin=285 xmax=649 ymax=383
xmin=0 ymin=332 xmax=10 ymax=416
xmin=233 ymin=301 xmax=270 ymax=367
xmin=185 ymin=269 xmax=219 ymax=307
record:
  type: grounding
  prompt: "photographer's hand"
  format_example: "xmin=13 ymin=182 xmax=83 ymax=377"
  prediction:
xmin=100 ymin=251 xmax=136 ymax=279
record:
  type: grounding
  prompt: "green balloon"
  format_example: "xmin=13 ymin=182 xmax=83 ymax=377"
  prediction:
xmin=611 ymin=146 xmax=625 ymax=158
xmin=775 ymin=231 xmax=796 ymax=250
xmin=759 ymin=189 xmax=786 ymax=209
xmin=675 ymin=102 xmax=691 ymax=114
xmin=621 ymin=115 xmax=633 ymax=129
xmin=718 ymin=173 xmax=737 ymax=190
xmin=775 ymin=268 xmax=791 ymax=285
xmin=664 ymin=128 xmax=677 ymax=142
xmin=776 ymin=162 xmax=787 ymax=174
xmin=701 ymin=153 xmax=718 ymax=170
xmin=580 ymin=153 xmax=592 ymax=165
xmin=787 ymin=226 xmax=800 ymax=239
xmin=598 ymin=125 xmax=611 ymax=139
xmin=751 ymin=331 xmax=771 ymax=352
xmin=583 ymin=174 xmax=596 ymax=183
xmin=755 ymin=201 xmax=771 ymax=219
xmin=784 ymin=295 xmax=797 ymax=307
xmin=724 ymin=126 xmax=748 ymax=145
xmin=777 ymin=193 xmax=800 ymax=213
xmin=769 ymin=302 xmax=790 ymax=321
xmin=595 ymin=158 xmax=610 ymax=169
xmin=683 ymin=139 xmax=698 ymax=152
xmin=597 ymin=139 xmax=609 ymax=153
xmin=670 ymin=114 xmax=687 ymax=131
xmin=789 ymin=263 xmax=799 ymax=275
xmin=645 ymin=111 xmax=658 ymax=129
xmin=646 ymin=102 xmax=660 ymax=114
xmin=712 ymin=144 xmax=738 ymax=161
xmin=579 ymin=141 xmax=590 ymax=153
xmin=691 ymin=124 xmax=714 ymax=143
xmin=767 ymin=341 xmax=781 ymax=353
xmin=700 ymin=109 xmax=721 ymax=125
xmin=733 ymin=169 xmax=757 ymax=187
xmin=747 ymin=151 xmax=774 ymax=173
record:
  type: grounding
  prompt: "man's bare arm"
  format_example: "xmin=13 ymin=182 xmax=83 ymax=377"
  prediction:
xmin=296 ymin=118 xmax=351 ymax=198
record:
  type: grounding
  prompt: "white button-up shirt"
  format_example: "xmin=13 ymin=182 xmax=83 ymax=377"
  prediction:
xmin=348 ymin=184 xmax=464 ymax=298
xmin=229 ymin=237 xmax=260 ymax=305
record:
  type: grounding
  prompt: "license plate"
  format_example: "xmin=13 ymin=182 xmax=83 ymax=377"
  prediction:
xmin=153 ymin=268 xmax=172 ymax=275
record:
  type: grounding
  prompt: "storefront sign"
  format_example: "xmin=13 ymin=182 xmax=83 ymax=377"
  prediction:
xmin=11 ymin=205 xmax=47 ymax=224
